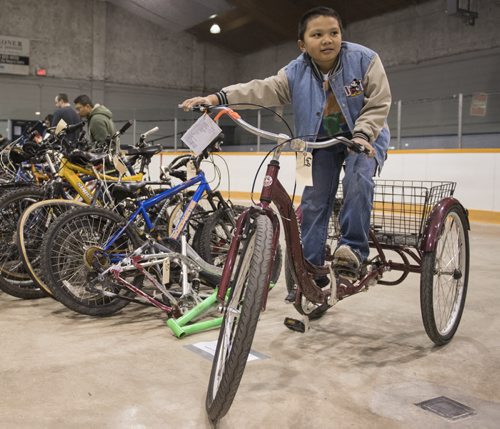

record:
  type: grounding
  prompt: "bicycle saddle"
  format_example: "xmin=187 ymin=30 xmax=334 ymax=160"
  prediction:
xmin=122 ymin=145 xmax=162 ymax=158
xmin=110 ymin=181 xmax=149 ymax=202
xmin=67 ymin=150 xmax=108 ymax=166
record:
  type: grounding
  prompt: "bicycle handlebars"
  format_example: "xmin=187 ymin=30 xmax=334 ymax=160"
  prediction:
xmin=65 ymin=121 xmax=85 ymax=134
xmin=141 ymin=126 xmax=159 ymax=140
xmin=188 ymin=105 xmax=370 ymax=155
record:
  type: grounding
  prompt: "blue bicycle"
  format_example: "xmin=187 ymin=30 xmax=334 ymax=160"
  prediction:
xmin=39 ymin=137 xmax=266 ymax=316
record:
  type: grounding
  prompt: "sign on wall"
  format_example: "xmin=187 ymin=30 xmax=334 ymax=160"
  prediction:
xmin=0 ymin=35 xmax=30 ymax=75
xmin=470 ymin=92 xmax=488 ymax=117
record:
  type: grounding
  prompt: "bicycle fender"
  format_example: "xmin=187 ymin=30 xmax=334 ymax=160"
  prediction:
xmin=420 ymin=197 xmax=469 ymax=253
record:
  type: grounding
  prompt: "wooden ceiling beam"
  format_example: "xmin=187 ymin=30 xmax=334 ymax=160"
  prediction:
xmin=218 ymin=11 xmax=254 ymax=33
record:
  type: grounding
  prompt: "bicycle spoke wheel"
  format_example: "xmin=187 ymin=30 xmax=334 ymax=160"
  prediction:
xmin=199 ymin=207 xmax=282 ymax=285
xmin=206 ymin=215 xmax=273 ymax=423
xmin=420 ymin=204 xmax=469 ymax=345
xmin=0 ymin=186 xmax=47 ymax=299
xmin=197 ymin=206 xmax=244 ymax=267
xmin=41 ymin=206 xmax=141 ymax=316
xmin=17 ymin=199 xmax=88 ymax=295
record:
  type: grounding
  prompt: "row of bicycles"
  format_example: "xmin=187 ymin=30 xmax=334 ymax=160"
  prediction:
xmin=0 ymin=117 xmax=282 ymax=338
xmin=1 ymin=106 xmax=471 ymax=424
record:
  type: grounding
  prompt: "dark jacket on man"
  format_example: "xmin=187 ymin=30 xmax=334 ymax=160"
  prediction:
xmin=51 ymin=106 xmax=81 ymax=142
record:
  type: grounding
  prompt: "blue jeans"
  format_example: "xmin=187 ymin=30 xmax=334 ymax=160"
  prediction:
xmin=301 ymin=146 xmax=377 ymax=266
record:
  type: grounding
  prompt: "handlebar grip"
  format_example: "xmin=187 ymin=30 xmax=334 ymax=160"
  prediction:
xmin=66 ymin=121 xmax=85 ymax=133
xmin=119 ymin=120 xmax=133 ymax=135
xmin=344 ymin=138 xmax=371 ymax=155
xmin=141 ymin=126 xmax=159 ymax=139
xmin=356 ymin=143 xmax=372 ymax=155
xmin=167 ymin=154 xmax=191 ymax=170
xmin=177 ymin=103 xmax=210 ymax=113
xmin=171 ymin=156 xmax=191 ymax=170
xmin=349 ymin=142 xmax=364 ymax=153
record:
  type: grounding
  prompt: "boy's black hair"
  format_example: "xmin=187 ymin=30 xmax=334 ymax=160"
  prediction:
xmin=298 ymin=6 xmax=343 ymax=40
xmin=73 ymin=94 xmax=94 ymax=107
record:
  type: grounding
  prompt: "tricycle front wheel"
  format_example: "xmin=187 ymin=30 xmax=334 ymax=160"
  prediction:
xmin=420 ymin=204 xmax=469 ymax=345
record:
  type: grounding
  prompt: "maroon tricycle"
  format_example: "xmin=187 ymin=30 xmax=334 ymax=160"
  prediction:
xmin=190 ymin=106 xmax=470 ymax=424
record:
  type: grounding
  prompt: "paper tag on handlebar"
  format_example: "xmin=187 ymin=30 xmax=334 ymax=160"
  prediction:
xmin=295 ymin=152 xmax=313 ymax=188
xmin=186 ymin=160 xmax=196 ymax=180
xmin=55 ymin=119 xmax=68 ymax=136
xmin=112 ymin=155 xmax=129 ymax=178
xmin=181 ymin=113 xmax=222 ymax=156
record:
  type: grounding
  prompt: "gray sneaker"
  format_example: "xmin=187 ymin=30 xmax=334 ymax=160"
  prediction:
xmin=333 ymin=245 xmax=362 ymax=281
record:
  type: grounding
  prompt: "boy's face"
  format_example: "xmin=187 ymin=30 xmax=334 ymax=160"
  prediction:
xmin=298 ymin=15 xmax=342 ymax=73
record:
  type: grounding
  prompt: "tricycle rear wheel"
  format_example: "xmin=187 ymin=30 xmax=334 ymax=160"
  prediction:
xmin=420 ymin=204 xmax=469 ymax=345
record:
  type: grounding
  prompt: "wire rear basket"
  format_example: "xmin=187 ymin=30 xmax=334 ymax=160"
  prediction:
xmin=332 ymin=180 xmax=456 ymax=248
xmin=373 ymin=180 xmax=456 ymax=247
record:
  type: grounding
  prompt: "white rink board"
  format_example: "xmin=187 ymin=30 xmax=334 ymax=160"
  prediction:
xmin=152 ymin=151 xmax=500 ymax=213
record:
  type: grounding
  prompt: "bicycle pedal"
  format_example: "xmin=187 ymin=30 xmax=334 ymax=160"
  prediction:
xmin=284 ymin=317 xmax=306 ymax=333
xmin=334 ymin=268 xmax=358 ymax=282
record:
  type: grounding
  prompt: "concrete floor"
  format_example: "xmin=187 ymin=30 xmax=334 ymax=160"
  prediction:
xmin=1 ymin=222 xmax=499 ymax=429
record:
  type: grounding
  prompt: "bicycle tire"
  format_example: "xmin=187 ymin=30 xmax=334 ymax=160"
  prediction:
xmin=0 ymin=182 xmax=35 ymax=199
xmin=206 ymin=215 xmax=273 ymax=423
xmin=41 ymin=206 xmax=142 ymax=316
xmin=17 ymin=199 xmax=88 ymax=295
xmin=198 ymin=207 xmax=282 ymax=285
xmin=420 ymin=204 xmax=469 ymax=345
xmin=197 ymin=205 xmax=244 ymax=267
xmin=0 ymin=186 xmax=48 ymax=299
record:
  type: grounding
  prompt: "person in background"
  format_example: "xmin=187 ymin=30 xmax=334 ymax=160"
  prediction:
xmin=43 ymin=114 xmax=53 ymax=128
xmin=51 ymin=93 xmax=81 ymax=142
xmin=181 ymin=6 xmax=391 ymax=296
xmin=73 ymin=94 xmax=116 ymax=149
xmin=42 ymin=114 xmax=53 ymax=140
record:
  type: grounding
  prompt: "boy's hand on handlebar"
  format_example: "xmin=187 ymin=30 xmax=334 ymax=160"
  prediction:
xmin=352 ymin=137 xmax=375 ymax=158
xmin=180 ymin=95 xmax=217 ymax=112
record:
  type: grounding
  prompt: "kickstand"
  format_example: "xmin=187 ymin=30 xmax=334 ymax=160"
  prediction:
xmin=284 ymin=315 xmax=310 ymax=333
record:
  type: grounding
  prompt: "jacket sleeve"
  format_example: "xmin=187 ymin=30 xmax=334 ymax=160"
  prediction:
xmin=353 ymin=54 xmax=391 ymax=144
xmin=217 ymin=68 xmax=291 ymax=107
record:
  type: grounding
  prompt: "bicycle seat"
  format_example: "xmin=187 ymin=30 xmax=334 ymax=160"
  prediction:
xmin=123 ymin=145 xmax=162 ymax=158
xmin=67 ymin=150 xmax=108 ymax=166
xmin=109 ymin=181 xmax=149 ymax=202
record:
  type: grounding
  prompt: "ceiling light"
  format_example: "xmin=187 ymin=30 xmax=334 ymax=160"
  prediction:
xmin=35 ymin=111 xmax=41 ymax=116
xmin=209 ymin=14 xmax=217 ymax=19
xmin=210 ymin=23 xmax=221 ymax=34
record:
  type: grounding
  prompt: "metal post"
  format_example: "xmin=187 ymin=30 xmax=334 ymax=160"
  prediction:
xmin=132 ymin=118 xmax=136 ymax=147
xmin=257 ymin=109 xmax=261 ymax=151
xmin=174 ymin=116 xmax=178 ymax=151
xmin=7 ymin=119 xmax=12 ymax=140
xmin=397 ymin=100 xmax=402 ymax=149
xmin=458 ymin=93 xmax=463 ymax=148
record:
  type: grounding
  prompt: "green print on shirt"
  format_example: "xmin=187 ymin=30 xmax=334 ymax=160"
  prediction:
xmin=322 ymin=112 xmax=346 ymax=135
